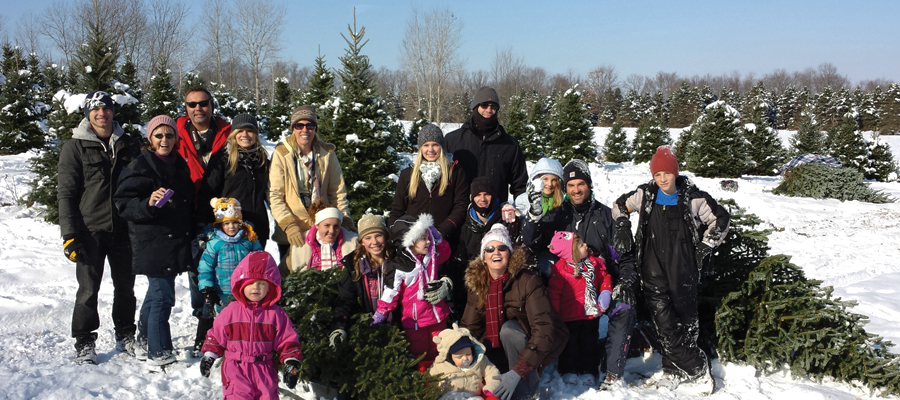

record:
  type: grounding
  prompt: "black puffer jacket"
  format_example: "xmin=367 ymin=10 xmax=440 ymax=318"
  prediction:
xmin=444 ymin=118 xmax=527 ymax=202
xmin=199 ymin=147 xmax=271 ymax=240
xmin=454 ymin=199 xmax=523 ymax=267
xmin=57 ymin=119 xmax=141 ymax=239
xmin=388 ymin=161 xmax=469 ymax=241
xmin=114 ymin=150 xmax=195 ymax=276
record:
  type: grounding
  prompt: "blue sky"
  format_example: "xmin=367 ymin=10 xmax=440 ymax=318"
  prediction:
xmin=3 ymin=0 xmax=898 ymax=84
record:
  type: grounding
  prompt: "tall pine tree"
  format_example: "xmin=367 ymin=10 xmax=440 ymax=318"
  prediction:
xmin=143 ymin=65 xmax=179 ymax=120
xmin=504 ymin=93 xmax=540 ymax=161
xmin=668 ymin=82 xmax=702 ymax=128
xmin=527 ymin=92 xmax=551 ymax=158
xmin=300 ymin=54 xmax=337 ymax=146
xmin=632 ymin=115 xmax=671 ymax=164
xmin=331 ymin=13 xmax=402 ymax=220
xmin=684 ymin=101 xmax=749 ymax=178
xmin=743 ymin=100 xmax=787 ymax=176
xmin=0 ymin=45 xmax=46 ymax=154
xmin=263 ymin=77 xmax=292 ymax=140
xmin=602 ymin=120 xmax=631 ymax=163
xmin=827 ymin=113 xmax=868 ymax=174
xmin=547 ymin=86 xmax=595 ymax=162
xmin=789 ymin=110 xmax=826 ymax=155
xmin=879 ymin=82 xmax=900 ymax=134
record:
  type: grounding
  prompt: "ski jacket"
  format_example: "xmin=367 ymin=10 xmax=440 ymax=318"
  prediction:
xmin=454 ymin=200 xmax=523 ymax=267
xmin=548 ymin=255 xmax=613 ymax=322
xmin=198 ymin=226 xmax=263 ymax=303
xmin=377 ymin=240 xmax=451 ymax=330
xmin=429 ymin=324 xmax=501 ymax=396
xmin=461 ymin=247 xmax=568 ymax=371
xmin=389 ymin=160 xmax=469 ymax=241
xmin=199 ymin=147 xmax=271 ymax=240
xmin=611 ymin=176 xmax=731 ymax=276
xmin=289 ymin=226 xmax=358 ymax=272
xmin=444 ymin=118 xmax=527 ymax=202
xmin=202 ymin=252 xmax=302 ymax=398
xmin=58 ymin=118 xmax=141 ymax=239
xmin=269 ymin=137 xmax=353 ymax=245
xmin=114 ymin=150 xmax=194 ymax=276
xmin=174 ymin=115 xmax=231 ymax=192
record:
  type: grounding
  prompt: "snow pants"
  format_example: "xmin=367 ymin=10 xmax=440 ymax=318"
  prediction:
xmin=557 ymin=319 xmax=602 ymax=377
xmin=641 ymin=202 xmax=706 ymax=378
xmin=72 ymin=230 xmax=136 ymax=347
xmin=221 ymin=354 xmax=279 ymax=400
xmin=605 ymin=304 xmax=635 ymax=377
xmin=405 ymin=322 xmax=444 ymax=362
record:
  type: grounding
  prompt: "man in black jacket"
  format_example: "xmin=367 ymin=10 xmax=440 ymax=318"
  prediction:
xmin=444 ymin=87 xmax=527 ymax=205
xmin=58 ymin=91 xmax=141 ymax=364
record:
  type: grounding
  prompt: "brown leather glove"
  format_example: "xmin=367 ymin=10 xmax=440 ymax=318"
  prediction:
xmin=284 ymin=222 xmax=305 ymax=247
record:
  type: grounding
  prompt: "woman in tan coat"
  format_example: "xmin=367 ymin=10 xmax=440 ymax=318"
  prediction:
xmin=269 ymin=106 xmax=354 ymax=273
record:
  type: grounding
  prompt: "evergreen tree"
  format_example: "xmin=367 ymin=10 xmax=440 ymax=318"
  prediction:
xmin=853 ymin=87 xmax=879 ymax=132
xmin=331 ymin=15 xmax=402 ymax=220
xmin=684 ymin=101 xmax=749 ymax=178
xmin=263 ymin=77 xmax=292 ymax=140
xmin=827 ymin=113 xmax=868 ymax=174
xmin=179 ymin=71 xmax=208 ymax=99
xmin=775 ymin=86 xmax=801 ymax=129
xmin=602 ymin=121 xmax=631 ymax=163
xmin=789 ymin=110 xmax=826 ymax=155
xmin=597 ymin=87 xmax=622 ymax=126
xmin=547 ymin=86 xmax=595 ymax=162
xmin=631 ymin=116 xmax=671 ymax=164
xmin=879 ymin=82 xmax=900 ymax=134
xmin=668 ymin=82 xmax=702 ymax=128
xmin=504 ymin=93 xmax=540 ymax=161
xmin=73 ymin=23 xmax=118 ymax=93
xmin=300 ymin=54 xmax=337 ymax=146
xmin=743 ymin=100 xmax=787 ymax=176
xmin=0 ymin=44 xmax=46 ymax=154
xmin=143 ymin=65 xmax=179 ymax=120
xmin=773 ymin=164 xmax=891 ymax=203
xmin=618 ymin=89 xmax=643 ymax=128
xmin=112 ymin=57 xmax=144 ymax=139
xmin=674 ymin=124 xmax=695 ymax=170
xmin=649 ymin=90 xmax=668 ymax=126
xmin=526 ymin=92 xmax=551 ymax=158
xmin=398 ymin=109 xmax=430 ymax=154
xmin=865 ymin=133 xmax=898 ymax=182
xmin=812 ymin=86 xmax=838 ymax=131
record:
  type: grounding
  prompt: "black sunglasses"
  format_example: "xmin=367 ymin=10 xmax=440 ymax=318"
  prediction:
xmin=478 ymin=102 xmax=499 ymax=111
xmin=186 ymin=99 xmax=211 ymax=108
xmin=484 ymin=245 xmax=510 ymax=253
xmin=153 ymin=133 xmax=176 ymax=139
xmin=293 ymin=122 xmax=317 ymax=130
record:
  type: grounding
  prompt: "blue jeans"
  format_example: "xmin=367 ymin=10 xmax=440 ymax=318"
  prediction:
xmin=138 ymin=275 xmax=176 ymax=359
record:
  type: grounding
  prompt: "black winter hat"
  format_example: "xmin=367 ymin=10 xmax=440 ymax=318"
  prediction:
xmin=470 ymin=176 xmax=494 ymax=198
xmin=83 ymin=90 xmax=115 ymax=118
xmin=470 ymin=86 xmax=500 ymax=110
xmin=563 ymin=159 xmax=592 ymax=188
xmin=417 ymin=123 xmax=444 ymax=148
xmin=448 ymin=336 xmax=474 ymax=356
xmin=231 ymin=113 xmax=258 ymax=132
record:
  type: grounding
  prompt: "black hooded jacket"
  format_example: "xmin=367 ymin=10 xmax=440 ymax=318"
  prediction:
xmin=443 ymin=117 xmax=527 ymax=202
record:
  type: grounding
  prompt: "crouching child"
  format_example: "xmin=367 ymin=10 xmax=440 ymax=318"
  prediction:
xmin=430 ymin=323 xmax=501 ymax=400
xmin=200 ymin=251 xmax=303 ymax=399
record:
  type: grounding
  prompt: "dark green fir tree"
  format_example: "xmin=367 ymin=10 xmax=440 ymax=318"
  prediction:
xmin=143 ymin=64 xmax=180 ymax=120
xmin=0 ymin=44 xmax=46 ymax=154
xmin=827 ymin=114 xmax=868 ymax=174
xmin=399 ymin=109 xmax=430 ymax=155
xmin=684 ymin=101 xmax=749 ymax=178
xmin=773 ymin=164 xmax=891 ymax=203
xmin=879 ymin=82 xmax=900 ymax=134
xmin=618 ymin=89 xmax=643 ymax=128
xmin=602 ymin=121 xmax=631 ymax=163
xmin=597 ymin=87 xmax=622 ymax=126
xmin=668 ymin=82 xmax=702 ymax=128
xmin=547 ymin=87 xmax=595 ymax=162
xmin=632 ymin=115 xmax=671 ymax=164
xmin=331 ymin=13 xmax=402 ymax=220
xmin=744 ymin=111 xmax=787 ymax=176
xmin=112 ymin=56 xmax=144 ymax=139
xmin=527 ymin=91 xmax=551 ymax=158
xmin=179 ymin=71 xmax=208 ymax=99
xmin=263 ymin=77 xmax=293 ymax=140
xmin=789 ymin=110 xmax=826 ymax=155
xmin=865 ymin=134 xmax=898 ymax=182
xmin=299 ymin=53 xmax=337 ymax=146
xmin=504 ymin=93 xmax=540 ymax=161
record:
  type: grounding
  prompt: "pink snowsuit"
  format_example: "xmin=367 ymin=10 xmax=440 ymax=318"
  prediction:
xmin=202 ymin=251 xmax=303 ymax=400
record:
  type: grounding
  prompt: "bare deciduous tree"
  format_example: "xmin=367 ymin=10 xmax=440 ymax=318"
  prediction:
xmin=146 ymin=0 xmax=190 ymax=75
xmin=40 ymin=1 xmax=82 ymax=66
xmin=814 ymin=62 xmax=849 ymax=91
xmin=233 ymin=0 xmax=285 ymax=105
xmin=400 ymin=7 xmax=464 ymax=124
xmin=202 ymin=0 xmax=233 ymax=86
xmin=490 ymin=47 xmax=527 ymax=103
xmin=584 ymin=65 xmax=619 ymax=96
xmin=623 ymin=74 xmax=647 ymax=94
xmin=15 ymin=12 xmax=43 ymax=57
xmin=762 ymin=68 xmax=793 ymax=95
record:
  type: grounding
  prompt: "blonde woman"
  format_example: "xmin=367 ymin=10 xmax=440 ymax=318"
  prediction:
xmin=389 ymin=124 xmax=468 ymax=243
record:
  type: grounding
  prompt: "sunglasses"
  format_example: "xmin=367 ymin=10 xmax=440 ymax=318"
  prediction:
xmin=153 ymin=133 xmax=176 ymax=139
xmin=293 ymin=122 xmax=317 ymax=130
xmin=185 ymin=99 xmax=211 ymax=108
xmin=478 ymin=102 xmax=499 ymax=111
xmin=484 ymin=245 xmax=510 ymax=253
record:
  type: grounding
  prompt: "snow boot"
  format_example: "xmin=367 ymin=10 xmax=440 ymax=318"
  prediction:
xmin=75 ymin=341 xmax=97 ymax=365
xmin=115 ymin=333 xmax=136 ymax=357
xmin=192 ymin=317 xmax=214 ymax=358
xmin=134 ymin=336 xmax=149 ymax=361
xmin=147 ymin=351 xmax=177 ymax=372
xmin=599 ymin=373 xmax=620 ymax=391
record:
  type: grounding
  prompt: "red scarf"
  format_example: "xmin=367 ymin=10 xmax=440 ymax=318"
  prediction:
xmin=484 ymin=272 xmax=509 ymax=349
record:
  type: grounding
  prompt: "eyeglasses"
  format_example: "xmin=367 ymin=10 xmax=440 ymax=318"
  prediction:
xmin=186 ymin=99 xmax=211 ymax=108
xmin=153 ymin=133 xmax=176 ymax=139
xmin=293 ymin=122 xmax=317 ymax=131
xmin=478 ymin=102 xmax=499 ymax=111
xmin=483 ymin=245 xmax=509 ymax=253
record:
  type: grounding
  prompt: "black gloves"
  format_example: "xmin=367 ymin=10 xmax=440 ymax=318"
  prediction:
xmin=612 ymin=281 xmax=635 ymax=307
xmin=328 ymin=329 xmax=347 ymax=350
xmin=613 ymin=216 xmax=634 ymax=255
xmin=696 ymin=242 xmax=714 ymax=273
xmin=63 ymin=237 xmax=85 ymax=263
xmin=424 ymin=277 xmax=453 ymax=304
xmin=199 ymin=356 xmax=215 ymax=377
xmin=283 ymin=358 xmax=301 ymax=389
xmin=201 ymin=288 xmax=221 ymax=318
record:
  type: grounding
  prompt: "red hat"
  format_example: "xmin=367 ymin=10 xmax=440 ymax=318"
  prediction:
xmin=649 ymin=145 xmax=678 ymax=176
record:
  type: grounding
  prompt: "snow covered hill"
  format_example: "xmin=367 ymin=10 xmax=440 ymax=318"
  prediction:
xmin=1 ymin=130 xmax=898 ymax=399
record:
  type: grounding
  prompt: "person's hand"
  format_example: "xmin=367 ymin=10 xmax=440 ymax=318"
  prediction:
xmin=598 ymin=290 xmax=612 ymax=312
xmin=696 ymin=242 xmax=714 ymax=272
xmin=492 ymin=370 xmax=522 ymax=400
xmin=612 ymin=282 xmax=634 ymax=307
xmin=201 ymin=288 xmax=220 ymax=318
xmin=148 ymin=187 xmax=168 ymax=207
xmin=526 ymin=180 xmax=543 ymax=217
xmin=284 ymin=223 xmax=305 ymax=247
xmin=424 ymin=277 xmax=453 ymax=304
xmin=328 ymin=329 xmax=347 ymax=350
xmin=63 ymin=237 xmax=86 ymax=263
xmin=369 ymin=311 xmax=386 ymax=326
xmin=501 ymin=203 xmax=518 ymax=223
xmin=428 ymin=226 xmax=443 ymax=245
xmin=282 ymin=358 xmax=301 ymax=389
xmin=613 ymin=216 xmax=633 ymax=255
xmin=199 ymin=355 xmax=216 ymax=377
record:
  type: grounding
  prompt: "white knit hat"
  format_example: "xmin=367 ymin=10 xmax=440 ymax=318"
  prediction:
xmin=480 ymin=224 xmax=513 ymax=254
xmin=314 ymin=207 xmax=343 ymax=225
xmin=529 ymin=158 xmax=564 ymax=181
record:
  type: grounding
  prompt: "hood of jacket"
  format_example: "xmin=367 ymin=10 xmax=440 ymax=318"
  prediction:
xmin=431 ymin=323 xmax=489 ymax=372
xmin=230 ymin=251 xmax=282 ymax=307
xmin=464 ymin=246 xmax=530 ymax=307
xmin=72 ymin=118 xmax=126 ymax=147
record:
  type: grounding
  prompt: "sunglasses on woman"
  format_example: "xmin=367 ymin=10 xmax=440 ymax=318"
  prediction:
xmin=293 ymin=122 xmax=317 ymax=130
xmin=484 ymin=245 xmax=510 ymax=253
xmin=153 ymin=133 xmax=176 ymax=139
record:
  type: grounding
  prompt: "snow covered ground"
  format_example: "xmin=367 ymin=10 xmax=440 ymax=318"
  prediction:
xmin=0 ymin=127 xmax=898 ymax=399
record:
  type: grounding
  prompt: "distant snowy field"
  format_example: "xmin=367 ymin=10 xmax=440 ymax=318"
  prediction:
xmin=0 ymin=127 xmax=898 ymax=399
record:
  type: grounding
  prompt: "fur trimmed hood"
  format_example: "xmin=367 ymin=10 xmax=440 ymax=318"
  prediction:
xmin=390 ymin=213 xmax=435 ymax=248
xmin=464 ymin=246 xmax=531 ymax=308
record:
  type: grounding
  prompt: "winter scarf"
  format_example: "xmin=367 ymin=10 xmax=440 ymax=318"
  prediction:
xmin=541 ymin=193 xmax=554 ymax=216
xmin=297 ymin=149 xmax=321 ymax=204
xmin=419 ymin=161 xmax=442 ymax=192
xmin=359 ymin=257 xmax=384 ymax=312
xmin=484 ymin=272 xmax=509 ymax=349
xmin=238 ymin=148 xmax=261 ymax=171
xmin=580 ymin=258 xmax=599 ymax=316
xmin=472 ymin=198 xmax=498 ymax=222
xmin=471 ymin=113 xmax=499 ymax=138
xmin=304 ymin=224 xmax=345 ymax=270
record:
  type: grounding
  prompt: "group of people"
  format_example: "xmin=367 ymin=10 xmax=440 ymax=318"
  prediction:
xmin=59 ymin=85 xmax=730 ymax=400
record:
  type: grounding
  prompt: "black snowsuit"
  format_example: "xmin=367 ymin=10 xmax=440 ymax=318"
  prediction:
xmin=612 ymin=176 xmax=730 ymax=378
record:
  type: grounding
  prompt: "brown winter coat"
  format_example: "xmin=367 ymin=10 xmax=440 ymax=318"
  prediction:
xmin=429 ymin=323 xmax=501 ymax=396
xmin=460 ymin=247 xmax=568 ymax=372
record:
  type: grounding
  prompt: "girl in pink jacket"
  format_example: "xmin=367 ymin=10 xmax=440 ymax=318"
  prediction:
xmin=370 ymin=214 xmax=452 ymax=363
xmin=199 ymin=251 xmax=303 ymax=399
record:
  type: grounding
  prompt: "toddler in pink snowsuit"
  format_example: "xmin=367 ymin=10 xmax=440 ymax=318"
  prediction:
xmin=200 ymin=251 xmax=303 ymax=399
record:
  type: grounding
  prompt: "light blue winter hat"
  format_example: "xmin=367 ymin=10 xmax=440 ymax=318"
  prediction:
xmin=529 ymin=158 xmax=564 ymax=181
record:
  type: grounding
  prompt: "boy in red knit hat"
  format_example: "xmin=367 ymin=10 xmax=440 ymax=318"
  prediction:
xmin=610 ymin=145 xmax=730 ymax=394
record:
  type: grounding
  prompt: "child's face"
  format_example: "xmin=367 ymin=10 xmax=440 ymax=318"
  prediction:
xmin=451 ymin=346 xmax=473 ymax=368
xmin=576 ymin=241 xmax=589 ymax=262
xmin=243 ymin=280 xmax=269 ymax=302
xmin=654 ymin=171 xmax=677 ymax=195
xmin=317 ymin=218 xmax=341 ymax=244
xmin=361 ymin=232 xmax=386 ymax=257
xmin=411 ymin=232 xmax=430 ymax=255
xmin=222 ymin=220 xmax=242 ymax=237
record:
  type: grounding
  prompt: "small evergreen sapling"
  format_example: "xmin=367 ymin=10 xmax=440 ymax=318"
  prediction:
xmin=602 ymin=121 xmax=631 ymax=163
xmin=683 ymin=101 xmax=749 ymax=178
xmin=631 ymin=116 xmax=670 ymax=164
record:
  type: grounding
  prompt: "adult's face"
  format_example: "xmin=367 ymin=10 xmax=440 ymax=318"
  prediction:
xmin=566 ymin=179 xmax=590 ymax=205
xmin=477 ymin=102 xmax=498 ymax=119
xmin=88 ymin=106 xmax=113 ymax=133
xmin=150 ymin=126 xmax=177 ymax=157
xmin=292 ymin=118 xmax=317 ymax=150
xmin=541 ymin=174 xmax=559 ymax=195
xmin=185 ymin=91 xmax=213 ymax=128
xmin=420 ymin=142 xmax=441 ymax=162
xmin=473 ymin=192 xmax=492 ymax=209
xmin=234 ymin=128 xmax=258 ymax=150
xmin=317 ymin=218 xmax=341 ymax=244
xmin=482 ymin=240 xmax=511 ymax=276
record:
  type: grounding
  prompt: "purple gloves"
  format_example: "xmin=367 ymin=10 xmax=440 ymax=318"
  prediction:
xmin=370 ymin=311 xmax=386 ymax=326
xmin=598 ymin=290 xmax=612 ymax=312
